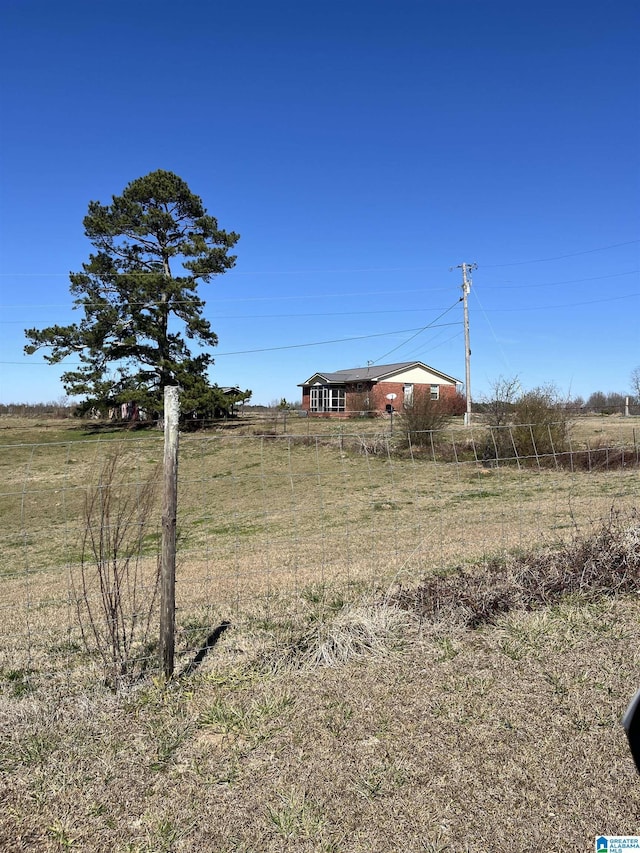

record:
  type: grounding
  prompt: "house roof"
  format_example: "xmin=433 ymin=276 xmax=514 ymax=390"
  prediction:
xmin=299 ymin=361 xmax=461 ymax=386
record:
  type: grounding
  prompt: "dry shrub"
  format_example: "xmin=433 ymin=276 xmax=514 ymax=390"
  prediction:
xmin=300 ymin=604 xmax=410 ymax=666
xmin=484 ymin=430 xmax=639 ymax=471
xmin=390 ymin=508 xmax=640 ymax=628
xmin=482 ymin=385 xmax=570 ymax=465
xmin=354 ymin=433 xmax=390 ymax=456
xmin=71 ymin=450 xmax=161 ymax=688
xmin=566 ymin=442 xmax=640 ymax=472
xmin=401 ymin=391 xmax=448 ymax=448
xmin=443 ymin=389 xmax=467 ymax=416
xmin=253 ymin=605 xmax=411 ymax=670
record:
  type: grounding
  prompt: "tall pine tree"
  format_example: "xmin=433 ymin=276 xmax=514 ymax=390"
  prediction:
xmin=25 ymin=170 xmax=241 ymax=416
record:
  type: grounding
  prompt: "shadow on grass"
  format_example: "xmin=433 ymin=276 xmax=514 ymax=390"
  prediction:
xmin=80 ymin=421 xmax=158 ymax=436
xmin=179 ymin=621 xmax=232 ymax=677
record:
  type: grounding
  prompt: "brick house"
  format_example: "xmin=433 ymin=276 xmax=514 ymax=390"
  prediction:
xmin=299 ymin=361 xmax=461 ymax=417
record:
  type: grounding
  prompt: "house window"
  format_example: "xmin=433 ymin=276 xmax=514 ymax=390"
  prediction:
xmin=403 ymin=384 xmax=413 ymax=405
xmin=310 ymin=386 xmax=345 ymax=412
xmin=430 ymin=384 xmax=439 ymax=401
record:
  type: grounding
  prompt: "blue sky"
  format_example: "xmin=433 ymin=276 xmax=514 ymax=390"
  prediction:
xmin=0 ymin=0 xmax=638 ymax=405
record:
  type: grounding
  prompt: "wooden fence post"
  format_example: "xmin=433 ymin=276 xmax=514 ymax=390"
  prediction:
xmin=160 ymin=386 xmax=179 ymax=680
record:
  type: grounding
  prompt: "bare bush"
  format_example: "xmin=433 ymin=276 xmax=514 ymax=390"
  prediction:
xmin=510 ymin=386 xmax=570 ymax=462
xmin=483 ymin=383 xmax=570 ymax=465
xmin=355 ymin=432 xmax=390 ymax=456
xmin=347 ymin=390 xmax=374 ymax=416
xmin=390 ymin=508 xmax=640 ymax=628
xmin=567 ymin=441 xmax=640 ymax=471
xmin=71 ymin=450 xmax=161 ymax=688
xmin=443 ymin=389 xmax=467 ymax=416
xmin=401 ymin=390 xmax=448 ymax=448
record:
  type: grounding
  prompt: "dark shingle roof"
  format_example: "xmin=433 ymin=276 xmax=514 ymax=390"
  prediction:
xmin=300 ymin=361 xmax=460 ymax=386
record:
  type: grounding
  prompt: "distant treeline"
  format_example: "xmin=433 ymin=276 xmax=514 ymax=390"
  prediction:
xmin=475 ymin=391 xmax=639 ymax=417
xmin=0 ymin=402 xmax=76 ymax=418
xmin=1 ymin=392 xmax=638 ymax=420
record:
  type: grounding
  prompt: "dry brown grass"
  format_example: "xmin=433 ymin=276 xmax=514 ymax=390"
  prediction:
xmin=570 ymin=413 xmax=640 ymax=446
xmin=1 ymin=418 xmax=640 ymax=850
xmin=1 ymin=592 xmax=639 ymax=851
xmin=390 ymin=508 xmax=640 ymax=628
xmin=1 ymin=419 xmax=639 ymax=678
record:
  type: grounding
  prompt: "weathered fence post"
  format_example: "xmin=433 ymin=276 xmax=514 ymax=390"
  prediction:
xmin=160 ymin=386 xmax=179 ymax=680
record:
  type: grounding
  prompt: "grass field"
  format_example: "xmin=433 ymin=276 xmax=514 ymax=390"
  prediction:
xmin=1 ymin=414 xmax=639 ymax=851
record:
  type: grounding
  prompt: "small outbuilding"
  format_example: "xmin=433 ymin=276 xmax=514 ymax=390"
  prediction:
xmin=299 ymin=361 xmax=461 ymax=417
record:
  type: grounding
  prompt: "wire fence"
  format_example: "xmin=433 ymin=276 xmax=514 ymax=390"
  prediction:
xmin=1 ymin=419 xmax=639 ymax=692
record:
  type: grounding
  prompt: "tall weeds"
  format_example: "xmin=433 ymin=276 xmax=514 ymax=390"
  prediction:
xmin=72 ymin=450 xmax=161 ymax=688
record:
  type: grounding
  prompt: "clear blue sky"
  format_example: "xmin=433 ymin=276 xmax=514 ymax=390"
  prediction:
xmin=1 ymin=0 xmax=638 ymax=406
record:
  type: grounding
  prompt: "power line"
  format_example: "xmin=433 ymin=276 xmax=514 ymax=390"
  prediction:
xmin=4 ymin=287 xmax=638 ymax=369
xmin=0 ymin=304 xmax=456 ymax=324
xmin=0 ymin=238 xmax=637 ymax=281
xmin=0 ymin=265 xmax=444 ymax=278
xmin=0 ymin=287 xmax=451 ymax=309
xmin=483 ymin=292 xmax=639 ymax=311
xmin=1 ymin=269 xmax=637 ymax=314
xmin=484 ymin=270 xmax=638 ymax=290
xmin=480 ymin=239 xmax=639 ymax=268
xmin=372 ymin=300 xmax=461 ymax=364
xmin=0 ymin=321 xmax=463 ymax=364
xmin=470 ymin=288 xmax=512 ymax=374
xmin=399 ymin=329 xmax=464 ymax=361
xmin=4 ymin=289 xmax=638 ymax=362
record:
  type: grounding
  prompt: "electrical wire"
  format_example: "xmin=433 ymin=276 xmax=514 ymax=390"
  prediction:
xmin=470 ymin=288 xmax=512 ymax=374
xmin=480 ymin=239 xmax=639 ymax=268
xmin=371 ymin=300 xmax=461 ymax=364
xmin=0 ymin=321 xmax=463 ymax=364
xmin=2 ymin=269 xmax=636 ymax=316
xmin=0 ymin=286 xmax=451 ymax=309
xmin=483 ymin=292 xmax=639 ymax=312
xmin=0 ymin=304 xmax=454 ymax=324
xmin=398 ymin=329 xmax=464 ymax=362
xmin=0 ymin=237 xmax=637 ymax=284
xmin=483 ymin=270 xmax=638 ymax=290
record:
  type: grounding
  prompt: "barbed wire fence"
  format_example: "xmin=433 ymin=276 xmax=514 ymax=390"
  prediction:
xmin=1 ymin=403 xmax=639 ymax=694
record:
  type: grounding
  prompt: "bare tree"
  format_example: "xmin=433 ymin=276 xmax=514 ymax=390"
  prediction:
xmin=631 ymin=366 xmax=640 ymax=403
xmin=484 ymin=375 xmax=521 ymax=427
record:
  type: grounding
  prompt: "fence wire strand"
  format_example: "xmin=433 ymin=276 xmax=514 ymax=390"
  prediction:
xmin=1 ymin=420 xmax=639 ymax=691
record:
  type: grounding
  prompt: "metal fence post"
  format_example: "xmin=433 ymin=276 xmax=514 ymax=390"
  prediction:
xmin=160 ymin=386 xmax=179 ymax=680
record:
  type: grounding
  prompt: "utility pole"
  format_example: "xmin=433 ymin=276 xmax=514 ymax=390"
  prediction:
xmin=457 ymin=262 xmax=477 ymax=426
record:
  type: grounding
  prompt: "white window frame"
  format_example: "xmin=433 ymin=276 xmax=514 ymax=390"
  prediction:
xmin=310 ymin=386 xmax=345 ymax=412
xmin=430 ymin=384 xmax=439 ymax=401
